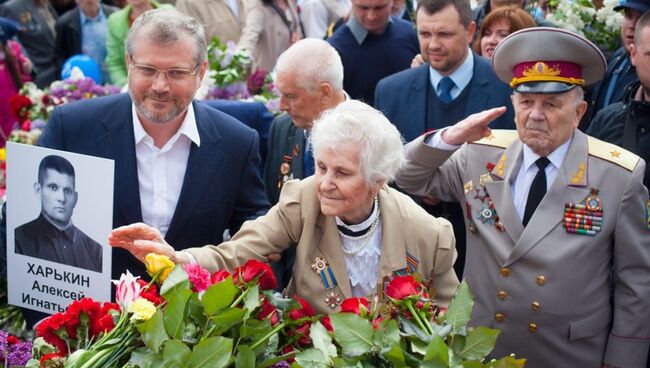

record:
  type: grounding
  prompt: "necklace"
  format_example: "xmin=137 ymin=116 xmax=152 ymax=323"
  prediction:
xmin=338 ymin=197 xmax=381 ymax=255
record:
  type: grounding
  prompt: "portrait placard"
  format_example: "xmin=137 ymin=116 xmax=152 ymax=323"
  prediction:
xmin=6 ymin=142 xmax=114 ymax=314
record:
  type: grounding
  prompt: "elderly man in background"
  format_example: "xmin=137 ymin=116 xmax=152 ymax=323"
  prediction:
xmin=396 ymin=27 xmax=650 ymax=367
xmin=264 ymin=38 xmax=347 ymax=288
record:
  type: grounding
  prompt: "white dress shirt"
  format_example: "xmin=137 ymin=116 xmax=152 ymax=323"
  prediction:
xmin=132 ymin=103 xmax=201 ymax=237
xmin=428 ymin=49 xmax=474 ymax=101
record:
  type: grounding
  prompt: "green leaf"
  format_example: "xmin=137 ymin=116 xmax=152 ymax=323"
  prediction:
xmin=188 ymin=336 xmax=233 ymax=368
xmin=330 ymin=313 xmax=374 ymax=356
xmin=372 ymin=319 xmax=400 ymax=354
xmin=201 ymin=276 xmax=238 ymax=316
xmin=164 ymin=289 xmax=192 ymax=339
xmin=423 ymin=334 xmax=449 ymax=365
xmin=461 ymin=361 xmax=482 ymax=368
xmin=210 ymin=307 xmax=247 ymax=336
xmin=161 ymin=339 xmax=191 ymax=368
xmin=487 ymin=355 xmax=527 ymax=368
xmin=410 ymin=338 xmax=428 ymax=356
xmin=311 ymin=321 xmax=337 ymax=359
xmin=240 ymin=319 xmax=272 ymax=344
xmin=459 ymin=327 xmax=500 ymax=361
xmin=235 ymin=345 xmax=255 ymax=368
xmin=137 ymin=309 xmax=170 ymax=353
xmin=243 ymin=284 xmax=260 ymax=316
xmin=382 ymin=345 xmax=408 ymax=368
xmin=161 ymin=266 xmax=190 ymax=298
xmin=294 ymin=348 xmax=330 ymax=368
xmin=445 ymin=281 xmax=473 ymax=334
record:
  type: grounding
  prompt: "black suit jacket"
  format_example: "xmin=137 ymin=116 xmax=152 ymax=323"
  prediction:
xmin=38 ymin=93 xmax=270 ymax=279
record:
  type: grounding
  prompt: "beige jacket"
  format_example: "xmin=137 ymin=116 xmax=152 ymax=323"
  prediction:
xmin=187 ymin=177 xmax=459 ymax=314
xmin=237 ymin=0 xmax=301 ymax=71
xmin=176 ymin=0 xmax=246 ymax=43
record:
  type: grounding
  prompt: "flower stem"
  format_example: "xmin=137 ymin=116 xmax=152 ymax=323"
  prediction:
xmin=250 ymin=321 xmax=287 ymax=350
xmin=229 ymin=287 xmax=250 ymax=308
xmin=407 ymin=301 xmax=430 ymax=336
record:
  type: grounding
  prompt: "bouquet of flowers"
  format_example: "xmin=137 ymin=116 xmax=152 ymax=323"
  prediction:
xmin=294 ymin=276 xmax=526 ymax=367
xmin=7 ymin=70 xmax=121 ymax=146
xmin=547 ymin=0 xmax=623 ymax=53
xmin=202 ymin=37 xmax=281 ymax=114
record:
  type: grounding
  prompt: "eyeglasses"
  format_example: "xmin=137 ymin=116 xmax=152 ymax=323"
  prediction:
xmin=128 ymin=56 xmax=200 ymax=82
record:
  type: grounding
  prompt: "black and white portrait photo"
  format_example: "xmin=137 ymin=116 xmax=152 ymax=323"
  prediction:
xmin=14 ymin=155 xmax=103 ymax=272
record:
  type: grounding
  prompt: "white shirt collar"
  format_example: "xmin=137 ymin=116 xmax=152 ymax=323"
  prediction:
xmin=522 ymin=135 xmax=573 ymax=172
xmin=132 ymin=102 xmax=201 ymax=148
xmin=429 ymin=49 xmax=474 ymax=92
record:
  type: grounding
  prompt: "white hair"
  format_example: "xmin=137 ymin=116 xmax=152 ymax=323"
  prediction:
xmin=274 ymin=38 xmax=343 ymax=92
xmin=311 ymin=100 xmax=405 ymax=186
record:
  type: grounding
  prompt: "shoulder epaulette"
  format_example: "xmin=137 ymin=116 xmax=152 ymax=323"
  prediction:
xmin=587 ymin=136 xmax=640 ymax=171
xmin=471 ymin=129 xmax=519 ymax=148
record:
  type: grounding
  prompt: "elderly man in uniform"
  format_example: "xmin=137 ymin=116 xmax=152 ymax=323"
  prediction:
xmin=396 ymin=27 xmax=650 ymax=367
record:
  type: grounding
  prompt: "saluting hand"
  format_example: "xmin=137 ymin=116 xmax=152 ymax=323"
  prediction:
xmin=108 ymin=223 xmax=178 ymax=264
xmin=441 ymin=107 xmax=508 ymax=146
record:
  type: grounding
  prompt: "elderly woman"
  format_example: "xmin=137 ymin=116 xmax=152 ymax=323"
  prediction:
xmin=110 ymin=100 xmax=459 ymax=313
xmin=472 ymin=6 xmax=536 ymax=59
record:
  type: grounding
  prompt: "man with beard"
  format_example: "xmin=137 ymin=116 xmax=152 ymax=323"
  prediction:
xmin=396 ymin=27 xmax=650 ymax=367
xmin=38 ymin=8 xmax=269 ymax=282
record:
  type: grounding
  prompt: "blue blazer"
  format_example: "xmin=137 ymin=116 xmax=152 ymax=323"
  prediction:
xmin=201 ymin=99 xmax=274 ymax=173
xmin=374 ymin=54 xmax=515 ymax=142
xmin=39 ymin=93 xmax=270 ymax=279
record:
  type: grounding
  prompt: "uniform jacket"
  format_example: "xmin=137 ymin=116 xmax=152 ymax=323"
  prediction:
xmin=176 ymin=0 xmax=246 ymax=43
xmin=0 ymin=0 xmax=58 ymax=87
xmin=187 ymin=177 xmax=460 ymax=314
xmin=374 ymin=57 xmax=515 ymax=142
xmin=396 ymin=129 xmax=650 ymax=367
xmin=104 ymin=0 xmax=173 ymax=86
xmin=263 ymin=113 xmax=306 ymax=205
xmin=237 ymin=0 xmax=302 ymax=72
xmin=53 ymin=4 xmax=118 ymax=72
xmin=38 ymin=93 xmax=270 ymax=280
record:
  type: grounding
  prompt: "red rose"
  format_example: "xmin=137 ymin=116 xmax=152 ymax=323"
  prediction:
xmin=257 ymin=297 xmax=279 ymax=326
xmin=21 ymin=119 xmax=31 ymax=131
xmin=7 ymin=335 xmax=19 ymax=345
xmin=321 ymin=315 xmax=333 ymax=332
xmin=294 ymin=322 xmax=312 ymax=346
xmin=211 ymin=270 xmax=231 ymax=284
xmin=288 ymin=296 xmax=315 ymax=320
xmin=233 ymin=259 xmax=277 ymax=290
xmin=386 ymin=275 xmax=421 ymax=300
xmin=339 ymin=297 xmax=369 ymax=316
xmin=8 ymin=94 xmax=32 ymax=121
xmin=281 ymin=345 xmax=296 ymax=363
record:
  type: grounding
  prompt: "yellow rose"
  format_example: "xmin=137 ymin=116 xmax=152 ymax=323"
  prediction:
xmin=127 ymin=298 xmax=156 ymax=321
xmin=145 ymin=253 xmax=175 ymax=282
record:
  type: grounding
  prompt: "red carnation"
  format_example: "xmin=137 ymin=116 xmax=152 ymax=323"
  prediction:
xmin=7 ymin=335 xmax=18 ymax=345
xmin=35 ymin=313 xmax=69 ymax=354
xmin=211 ymin=270 xmax=231 ymax=284
xmin=340 ymin=297 xmax=370 ymax=316
xmin=386 ymin=275 xmax=421 ymax=300
xmin=136 ymin=279 xmax=164 ymax=306
xmin=8 ymin=94 xmax=32 ymax=122
xmin=233 ymin=259 xmax=277 ymax=290
xmin=40 ymin=352 xmax=66 ymax=367
xmin=90 ymin=302 xmax=121 ymax=335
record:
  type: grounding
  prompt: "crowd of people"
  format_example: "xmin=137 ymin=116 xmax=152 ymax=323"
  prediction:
xmin=1 ymin=0 xmax=650 ymax=367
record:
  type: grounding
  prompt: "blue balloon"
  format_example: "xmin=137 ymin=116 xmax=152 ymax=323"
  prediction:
xmin=61 ymin=54 xmax=103 ymax=84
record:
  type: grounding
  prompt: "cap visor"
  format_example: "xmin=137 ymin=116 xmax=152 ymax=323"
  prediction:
xmin=514 ymin=82 xmax=577 ymax=94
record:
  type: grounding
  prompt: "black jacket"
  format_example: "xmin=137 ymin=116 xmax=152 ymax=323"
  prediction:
xmin=587 ymin=81 xmax=650 ymax=189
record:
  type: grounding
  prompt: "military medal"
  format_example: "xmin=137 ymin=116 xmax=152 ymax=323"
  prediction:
xmin=563 ymin=188 xmax=603 ymax=236
xmin=464 ymin=180 xmax=473 ymax=194
xmin=311 ymin=256 xmax=338 ymax=289
xmin=405 ymin=251 xmax=419 ymax=274
xmin=470 ymin=172 xmax=505 ymax=232
xmin=324 ymin=291 xmax=341 ymax=309
xmin=479 ymin=173 xmax=493 ymax=186
xmin=466 ymin=203 xmax=476 ymax=233
xmin=292 ymin=144 xmax=300 ymax=157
